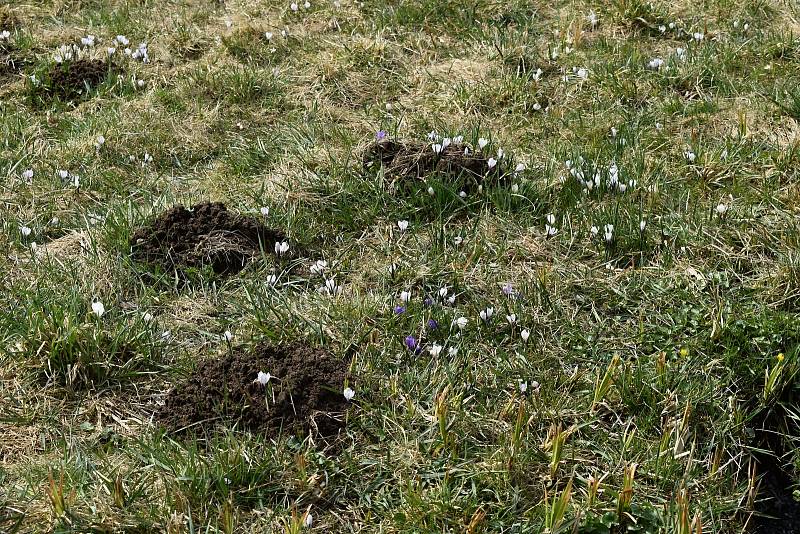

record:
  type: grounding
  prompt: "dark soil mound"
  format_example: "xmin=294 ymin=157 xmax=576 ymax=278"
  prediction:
xmin=750 ymin=452 xmax=800 ymax=533
xmin=749 ymin=424 xmax=800 ymax=534
xmin=45 ymin=58 xmax=116 ymax=101
xmin=363 ymin=139 xmax=503 ymax=185
xmin=157 ymin=343 xmax=349 ymax=437
xmin=130 ymin=202 xmax=288 ymax=275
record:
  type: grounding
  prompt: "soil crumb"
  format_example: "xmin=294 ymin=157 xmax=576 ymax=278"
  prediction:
xmin=156 ymin=343 xmax=349 ymax=437
xmin=363 ymin=139 xmax=503 ymax=186
xmin=130 ymin=202 xmax=288 ymax=275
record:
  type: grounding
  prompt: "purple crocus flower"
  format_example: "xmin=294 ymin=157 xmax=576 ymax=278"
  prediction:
xmin=427 ymin=319 xmax=439 ymax=330
xmin=394 ymin=305 xmax=406 ymax=314
xmin=502 ymin=283 xmax=515 ymax=297
xmin=376 ymin=130 xmax=387 ymax=140
xmin=404 ymin=335 xmax=417 ymax=350
xmin=423 ymin=297 xmax=433 ymax=306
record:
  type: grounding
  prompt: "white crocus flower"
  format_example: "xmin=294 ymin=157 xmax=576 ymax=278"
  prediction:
xmin=274 ymin=241 xmax=290 ymax=255
xmin=429 ymin=344 xmax=443 ymax=357
xmin=91 ymin=299 xmax=105 ymax=317
xmin=343 ymin=387 xmax=355 ymax=401
xmin=400 ymin=290 xmax=411 ymax=303
xmin=310 ymin=259 xmax=328 ymax=275
xmin=325 ymin=277 xmax=338 ymax=295
xmin=545 ymin=214 xmax=558 ymax=236
xmin=478 ymin=138 xmax=489 ymax=149
xmin=487 ymin=157 xmax=497 ymax=169
xmin=255 ymin=371 xmax=271 ymax=385
xmin=521 ymin=329 xmax=530 ymax=342
xmin=20 ymin=226 xmax=31 ymax=237
xmin=604 ymin=224 xmax=614 ymax=243
xmin=454 ymin=316 xmax=468 ymax=330
xmin=506 ymin=314 xmax=517 ymax=325
xmin=397 ymin=220 xmax=409 ymax=231
xmin=223 ymin=330 xmax=233 ymax=341
xmin=479 ymin=307 xmax=494 ymax=322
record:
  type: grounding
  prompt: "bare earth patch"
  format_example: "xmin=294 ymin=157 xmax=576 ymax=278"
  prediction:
xmin=363 ymin=138 xmax=504 ymax=189
xmin=130 ymin=202 xmax=288 ymax=275
xmin=156 ymin=343 xmax=349 ymax=438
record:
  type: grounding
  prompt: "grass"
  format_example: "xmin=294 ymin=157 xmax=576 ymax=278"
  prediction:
xmin=1 ymin=0 xmax=800 ymax=532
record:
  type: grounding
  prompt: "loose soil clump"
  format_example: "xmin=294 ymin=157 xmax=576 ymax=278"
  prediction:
xmin=157 ymin=343 xmax=349 ymax=437
xmin=749 ymin=419 xmax=800 ymax=533
xmin=363 ymin=139 xmax=503 ymax=187
xmin=130 ymin=202 xmax=288 ymax=275
xmin=42 ymin=58 xmax=119 ymax=102
xmin=750 ymin=450 xmax=800 ymax=533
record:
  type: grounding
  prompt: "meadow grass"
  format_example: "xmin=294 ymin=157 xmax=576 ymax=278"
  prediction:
xmin=1 ymin=0 xmax=800 ymax=532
